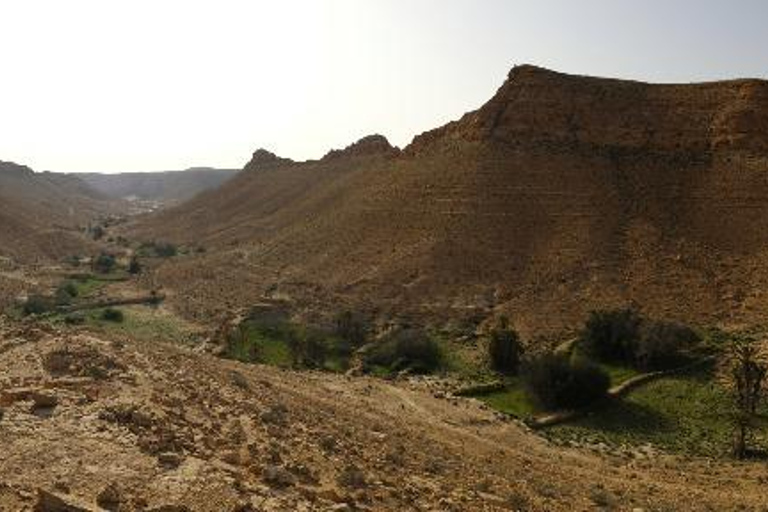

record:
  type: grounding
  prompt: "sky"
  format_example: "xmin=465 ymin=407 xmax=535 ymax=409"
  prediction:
xmin=1 ymin=0 xmax=767 ymax=173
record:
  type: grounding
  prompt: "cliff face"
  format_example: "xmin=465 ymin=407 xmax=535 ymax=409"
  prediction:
xmin=408 ymin=65 xmax=768 ymax=155
xmin=129 ymin=66 xmax=768 ymax=334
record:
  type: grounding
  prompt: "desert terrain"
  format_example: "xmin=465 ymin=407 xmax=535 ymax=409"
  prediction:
xmin=4 ymin=66 xmax=768 ymax=511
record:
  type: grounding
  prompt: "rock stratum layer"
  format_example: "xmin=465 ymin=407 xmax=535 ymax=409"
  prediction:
xmin=129 ymin=65 xmax=768 ymax=334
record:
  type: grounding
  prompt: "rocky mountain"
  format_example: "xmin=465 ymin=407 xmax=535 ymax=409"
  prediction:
xmin=127 ymin=65 xmax=768 ymax=334
xmin=75 ymin=167 xmax=239 ymax=204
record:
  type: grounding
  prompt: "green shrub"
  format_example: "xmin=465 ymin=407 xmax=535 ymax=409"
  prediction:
xmin=92 ymin=252 xmax=117 ymax=274
xmin=54 ymin=281 xmax=79 ymax=305
xmin=580 ymin=309 xmax=641 ymax=363
xmin=635 ymin=320 xmax=700 ymax=370
xmin=580 ymin=309 xmax=698 ymax=371
xmin=22 ymin=294 xmax=55 ymax=316
xmin=91 ymin=225 xmax=105 ymax=240
xmin=64 ymin=313 xmax=86 ymax=325
xmin=128 ymin=256 xmax=142 ymax=275
xmin=101 ymin=308 xmax=124 ymax=323
xmin=364 ymin=328 xmax=442 ymax=374
xmin=521 ymin=353 xmax=610 ymax=411
xmin=154 ymin=242 xmax=178 ymax=258
xmin=334 ymin=311 xmax=368 ymax=354
xmin=488 ymin=316 xmax=524 ymax=375
xmin=287 ymin=328 xmax=329 ymax=369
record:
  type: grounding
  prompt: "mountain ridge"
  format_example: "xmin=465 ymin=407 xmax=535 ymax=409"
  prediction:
xmin=125 ymin=65 xmax=768 ymax=334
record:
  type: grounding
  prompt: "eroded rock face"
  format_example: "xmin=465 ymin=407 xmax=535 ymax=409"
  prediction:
xmin=244 ymin=149 xmax=294 ymax=171
xmin=322 ymin=134 xmax=399 ymax=161
xmin=406 ymin=64 xmax=768 ymax=155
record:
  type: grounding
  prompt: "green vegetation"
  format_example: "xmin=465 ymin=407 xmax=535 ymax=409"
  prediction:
xmin=722 ymin=335 xmax=768 ymax=458
xmin=137 ymin=241 xmax=178 ymax=258
xmin=334 ymin=310 xmax=369 ymax=354
xmin=22 ymin=294 xmax=56 ymax=316
xmin=471 ymin=379 xmax=536 ymax=418
xmin=545 ymin=362 xmax=762 ymax=457
xmin=225 ymin=319 xmax=350 ymax=371
xmin=579 ymin=308 xmax=700 ymax=371
xmin=363 ymin=327 xmax=443 ymax=374
xmin=70 ymin=276 xmax=107 ymax=297
xmin=54 ymin=281 xmax=79 ymax=305
xmin=92 ymin=252 xmax=117 ymax=274
xmin=101 ymin=307 xmax=124 ymax=323
xmin=521 ymin=353 xmax=610 ymax=411
xmin=128 ymin=256 xmax=142 ymax=275
xmin=52 ymin=305 xmax=201 ymax=345
xmin=487 ymin=316 xmax=524 ymax=375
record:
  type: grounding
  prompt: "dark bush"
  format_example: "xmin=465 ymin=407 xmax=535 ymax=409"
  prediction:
xmin=55 ymin=281 xmax=79 ymax=305
xmin=91 ymin=225 xmax=105 ymax=241
xmin=64 ymin=313 xmax=86 ymax=325
xmin=635 ymin=320 xmax=700 ymax=370
xmin=488 ymin=316 xmax=524 ymax=375
xmin=22 ymin=294 xmax=55 ymax=316
xmin=334 ymin=311 xmax=369 ymax=354
xmin=128 ymin=256 xmax=142 ymax=275
xmin=288 ymin=328 xmax=329 ymax=369
xmin=521 ymin=353 xmax=610 ymax=411
xmin=364 ymin=327 xmax=442 ymax=374
xmin=92 ymin=252 xmax=117 ymax=274
xmin=154 ymin=243 xmax=178 ymax=258
xmin=101 ymin=308 xmax=124 ymax=323
xmin=580 ymin=308 xmax=642 ymax=363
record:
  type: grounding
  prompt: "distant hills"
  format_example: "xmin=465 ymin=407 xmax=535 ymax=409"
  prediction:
xmin=75 ymin=167 xmax=239 ymax=203
xmin=128 ymin=65 xmax=768 ymax=334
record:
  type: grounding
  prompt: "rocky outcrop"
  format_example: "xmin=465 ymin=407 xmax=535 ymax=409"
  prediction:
xmin=322 ymin=134 xmax=399 ymax=161
xmin=244 ymin=149 xmax=294 ymax=171
xmin=406 ymin=64 xmax=768 ymax=156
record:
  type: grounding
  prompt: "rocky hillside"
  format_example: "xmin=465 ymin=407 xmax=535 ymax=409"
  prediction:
xmin=76 ymin=167 xmax=239 ymax=203
xmin=0 ymin=161 xmax=113 ymax=263
xmin=1 ymin=317 xmax=766 ymax=511
xmin=128 ymin=66 xmax=768 ymax=334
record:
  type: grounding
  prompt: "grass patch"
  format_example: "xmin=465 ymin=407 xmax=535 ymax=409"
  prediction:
xmin=600 ymin=362 xmax=641 ymax=385
xmin=227 ymin=323 xmax=294 ymax=367
xmin=545 ymin=363 xmax=764 ymax=457
xmin=471 ymin=378 xmax=537 ymax=418
xmin=71 ymin=277 xmax=107 ymax=298
xmin=226 ymin=320 xmax=351 ymax=371
xmin=52 ymin=305 xmax=202 ymax=345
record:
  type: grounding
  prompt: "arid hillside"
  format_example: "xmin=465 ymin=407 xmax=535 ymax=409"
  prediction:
xmin=76 ymin=167 xmax=239 ymax=203
xmin=2 ymin=317 xmax=768 ymax=511
xmin=128 ymin=66 xmax=768 ymax=335
xmin=0 ymin=161 xmax=115 ymax=264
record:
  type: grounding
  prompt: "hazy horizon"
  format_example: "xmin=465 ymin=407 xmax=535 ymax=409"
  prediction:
xmin=2 ymin=0 xmax=767 ymax=174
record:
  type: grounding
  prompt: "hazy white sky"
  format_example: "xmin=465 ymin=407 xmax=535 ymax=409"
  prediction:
xmin=1 ymin=0 xmax=767 ymax=173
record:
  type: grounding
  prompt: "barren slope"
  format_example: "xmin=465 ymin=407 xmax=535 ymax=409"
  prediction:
xmin=0 ymin=161 xmax=115 ymax=265
xmin=1 ymin=317 xmax=767 ymax=511
xmin=129 ymin=66 xmax=768 ymax=334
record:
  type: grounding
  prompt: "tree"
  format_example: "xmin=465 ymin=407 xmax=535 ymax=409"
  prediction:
xmin=92 ymin=252 xmax=116 ymax=274
xmin=128 ymin=256 xmax=142 ymax=275
xmin=723 ymin=336 xmax=767 ymax=459
xmin=521 ymin=353 xmax=610 ymax=411
xmin=580 ymin=308 xmax=641 ymax=364
xmin=488 ymin=316 xmax=524 ymax=375
xmin=334 ymin=311 xmax=368 ymax=353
